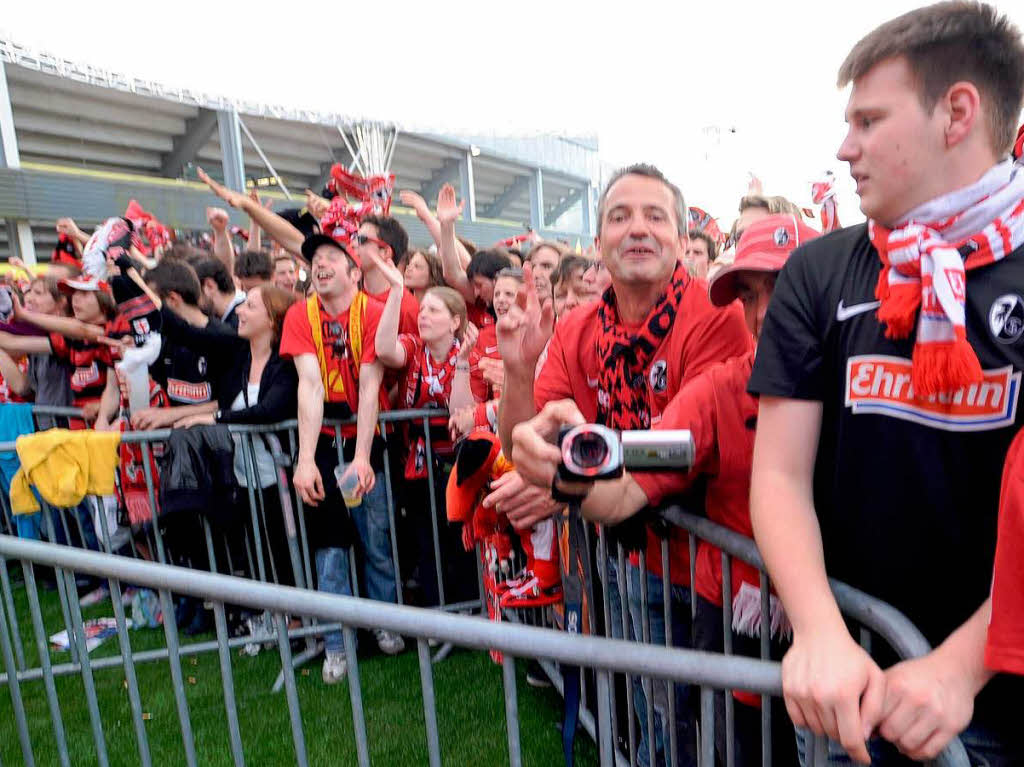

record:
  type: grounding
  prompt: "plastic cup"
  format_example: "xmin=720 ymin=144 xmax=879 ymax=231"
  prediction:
xmin=334 ymin=465 xmax=362 ymax=508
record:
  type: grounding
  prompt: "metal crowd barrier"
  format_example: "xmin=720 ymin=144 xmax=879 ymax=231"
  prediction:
xmin=542 ymin=503 xmax=970 ymax=767
xmin=0 ymin=535 xmax=786 ymax=767
xmin=0 ymin=404 xmax=975 ymax=766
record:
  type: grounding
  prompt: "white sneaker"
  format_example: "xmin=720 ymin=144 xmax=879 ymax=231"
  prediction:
xmin=374 ymin=629 xmax=405 ymax=655
xmin=321 ymin=650 xmax=347 ymax=684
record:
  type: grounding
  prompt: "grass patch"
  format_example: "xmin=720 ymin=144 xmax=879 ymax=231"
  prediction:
xmin=0 ymin=566 xmax=597 ymax=766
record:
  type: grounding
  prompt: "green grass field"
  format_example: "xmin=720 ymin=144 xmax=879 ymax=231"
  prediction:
xmin=0 ymin=569 xmax=597 ymax=766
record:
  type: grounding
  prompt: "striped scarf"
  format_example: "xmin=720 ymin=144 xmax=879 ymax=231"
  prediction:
xmin=869 ymin=160 xmax=1024 ymax=396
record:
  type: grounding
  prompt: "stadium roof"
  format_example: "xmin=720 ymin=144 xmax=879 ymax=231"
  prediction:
xmin=0 ymin=38 xmax=602 ymax=260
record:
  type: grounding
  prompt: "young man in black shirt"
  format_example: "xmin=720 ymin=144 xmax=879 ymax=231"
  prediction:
xmin=748 ymin=3 xmax=1024 ymax=764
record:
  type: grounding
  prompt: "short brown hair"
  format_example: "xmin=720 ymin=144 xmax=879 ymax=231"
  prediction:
xmin=597 ymin=164 xmax=687 ymax=236
xmin=838 ymin=2 xmax=1024 ymax=155
xmin=688 ymin=229 xmax=719 ymax=263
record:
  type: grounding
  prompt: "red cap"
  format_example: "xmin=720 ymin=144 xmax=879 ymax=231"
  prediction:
xmin=708 ymin=214 xmax=819 ymax=306
xmin=58 ymin=276 xmax=111 ymax=295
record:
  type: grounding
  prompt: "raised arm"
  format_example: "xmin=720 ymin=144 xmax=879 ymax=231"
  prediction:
xmin=247 ymin=188 xmax=265 ymax=253
xmin=399 ymin=189 xmax=472 ymax=269
xmin=292 ymin=353 xmax=326 ymax=507
xmin=198 ymin=167 xmax=305 ymax=260
xmin=436 ymin=184 xmax=473 ymax=301
xmin=449 ymin=323 xmax=479 ymax=414
xmin=0 ymin=349 xmax=30 ymax=397
xmin=750 ymin=396 xmax=881 ymax=764
xmin=496 ymin=262 xmax=554 ymax=453
xmin=206 ymin=206 xmax=236 ymax=276
xmin=9 ymin=294 xmax=101 ymax=342
xmin=364 ymin=246 xmax=408 ymax=369
xmin=0 ymin=330 xmax=51 ymax=357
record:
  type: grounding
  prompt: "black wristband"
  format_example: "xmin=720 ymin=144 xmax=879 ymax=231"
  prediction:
xmin=550 ymin=474 xmax=590 ymax=504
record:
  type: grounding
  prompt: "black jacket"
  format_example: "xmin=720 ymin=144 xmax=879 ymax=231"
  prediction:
xmin=159 ymin=307 xmax=297 ymax=425
xmin=159 ymin=424 xmax=237 ymax=520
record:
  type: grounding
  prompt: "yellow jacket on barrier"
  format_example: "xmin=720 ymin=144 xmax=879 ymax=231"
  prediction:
xmin=10 ymin=429 xmax=121 ymax=515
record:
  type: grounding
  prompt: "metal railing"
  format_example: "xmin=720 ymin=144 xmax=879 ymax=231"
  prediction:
xmin=0 ymin=404 xmax=974 ymax=766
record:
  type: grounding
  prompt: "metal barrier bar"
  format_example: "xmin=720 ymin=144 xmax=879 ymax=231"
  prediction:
xmin=417 ymin=638 xmax=442 ymax=767
xmin=157 ymin=586 xmax=198 ymax=767
xmin=275 ymin=612 xmax=309 ymax=767
xmin=343 ymin=626 xmax=371 ymax=767
xmin=62 ymin=568 xmax=110 ymax=767
xmin=19 ymin=562 xmax=69 ymax=767
xmin=0 ymin=570 xmax=34 ymax=767
xmin=0 ymin=536 xmax=783 ymax=691
xmin=501 ymin=654 xmax=522 ymax=767
xmin=213 ymin=600 xmax=246 ymax=767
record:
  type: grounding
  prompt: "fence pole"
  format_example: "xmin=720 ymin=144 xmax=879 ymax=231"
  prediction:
xmin=213 ymin=601 xmax=246 ymax=767
xmin=62 ymin=568 xmax=110 ymax=767
xmin=157 ymin=587 xmax=198 ymax=767
xmin=417 ymin=638 xmax=442 ymax=767
xmin=0 ymin=554 xmax=24 ymax=671
xmin=107 ymin=573 xmax=154 ymax=767
xmin=275 ymin=612 xmax=309 ymax=767
xmin=501 ymin=654 xmax=523 ymax=767
xmin=343 ymin=626 xmax=371 ymax=767
xmin=0 ymin=571 xmax=35 ymax=767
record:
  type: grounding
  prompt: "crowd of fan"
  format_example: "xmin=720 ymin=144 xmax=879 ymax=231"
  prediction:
xmin=4 ymin=2 xmax=1024 ymax=766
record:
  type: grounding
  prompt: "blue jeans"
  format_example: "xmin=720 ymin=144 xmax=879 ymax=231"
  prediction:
xmin=627 ymin=562 xmax=698 ymax=767
xmin=350 ymin=470 xmax=397 ymax=604
xmin=795 ymin=723 xmax=1024 ymax=766
xmin=315 ymin=547 xmax=353 ymax=654
xmin=17 ymin=500 xmax=98 ymax=551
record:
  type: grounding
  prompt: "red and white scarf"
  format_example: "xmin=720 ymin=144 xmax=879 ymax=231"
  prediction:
xmin=869 ymin=160 xmax=1024 ymax=396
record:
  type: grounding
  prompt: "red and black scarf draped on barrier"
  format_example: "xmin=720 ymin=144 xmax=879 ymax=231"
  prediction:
xmin=594 ymin=262 xmax=689 ymax=554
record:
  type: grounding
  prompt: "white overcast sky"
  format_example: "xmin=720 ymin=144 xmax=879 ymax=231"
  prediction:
xmin=3 ymin=0 xmax=1023 ymax=230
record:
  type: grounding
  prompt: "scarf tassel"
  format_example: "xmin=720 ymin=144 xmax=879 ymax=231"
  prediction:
xmin=876 ymin=281 xmax=920 ymax=339
xmin=911 ymin=330 xmax=984 ymax=398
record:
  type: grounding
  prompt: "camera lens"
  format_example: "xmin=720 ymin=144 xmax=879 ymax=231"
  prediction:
xmin=569 ymin=431 xmax=610 ymax=470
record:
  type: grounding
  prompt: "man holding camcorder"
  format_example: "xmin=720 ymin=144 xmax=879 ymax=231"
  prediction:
xmin=497 ymin=162 xmax=750 ymax=767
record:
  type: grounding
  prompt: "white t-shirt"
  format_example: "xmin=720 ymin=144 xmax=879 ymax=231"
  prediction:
xmin=230 ymin=383 xmax=276 ymax=489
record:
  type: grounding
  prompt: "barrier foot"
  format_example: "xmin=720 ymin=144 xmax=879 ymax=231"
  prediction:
xmin=272 ymin=641 xmax=323 ymax=694
xmin=431 ymin=641 xmax=455 ymax=663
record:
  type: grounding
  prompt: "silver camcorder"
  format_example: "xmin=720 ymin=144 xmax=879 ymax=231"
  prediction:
xmin=557 ymin=424 xmax=695 ymax=482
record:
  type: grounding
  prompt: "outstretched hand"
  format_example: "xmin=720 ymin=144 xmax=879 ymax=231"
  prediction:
xmin=436 ymin=184 xmax=464 ymax=226
xmin=197 ymin=167 xmax=247 ymax=209
xmin=496 ymin=261 xmax=554 ymax=379
xmin=458 ymin=323 xmax=479 ymax=362
xmin=206 ymin=206 xmax=230 ymax=232
xmin=361 ymin=240 xmax=405 ymax=288
xmin=399 ymin=189 xmax=430 ymax=217
xmin=305 ymin=189 xmax=329 ymax=219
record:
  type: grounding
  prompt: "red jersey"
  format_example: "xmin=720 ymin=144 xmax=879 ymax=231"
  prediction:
xmin=986 ymin=426 xmax=1024 ymax=675
xmin=467 ymin=302 xmax=495 ymax=332
xmin=367 ymin=287 xmax=420 ymax=337
xmin=534 ymin=283 xmax=752 ymax=585
xmin=49 ymin=333 xmax=118 ymax=406
xmin=397 ymin=335 xmax=488 ymax=411
xmin=476 ymin=323 xmax=501 ymax=360
xmin=632 ymin=352 xmax=761 ymax=605
xmin=279 ymin=294 xmax=385 ymax=430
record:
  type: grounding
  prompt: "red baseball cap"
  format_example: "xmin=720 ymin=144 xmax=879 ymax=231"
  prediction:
xmin=708 ymin=214 xmax=819 ymax=307
xmin=58 ymin=276 xmax=112 ymax=296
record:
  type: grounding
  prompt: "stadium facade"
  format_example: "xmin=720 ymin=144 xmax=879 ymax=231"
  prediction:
xmin=0 ymin=39 xmax=605 ymax=262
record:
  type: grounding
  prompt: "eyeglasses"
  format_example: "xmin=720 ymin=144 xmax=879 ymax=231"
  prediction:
xmin=354 ymin=233 xmax=389 ymax=250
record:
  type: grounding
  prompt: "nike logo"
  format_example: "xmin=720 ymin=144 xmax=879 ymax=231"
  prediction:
xmin=836 ymin=299 xmax=881 ymax=322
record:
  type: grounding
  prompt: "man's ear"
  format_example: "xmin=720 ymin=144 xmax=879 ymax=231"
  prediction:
xmin=943 ymin=80 xmax=982 ymax=149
